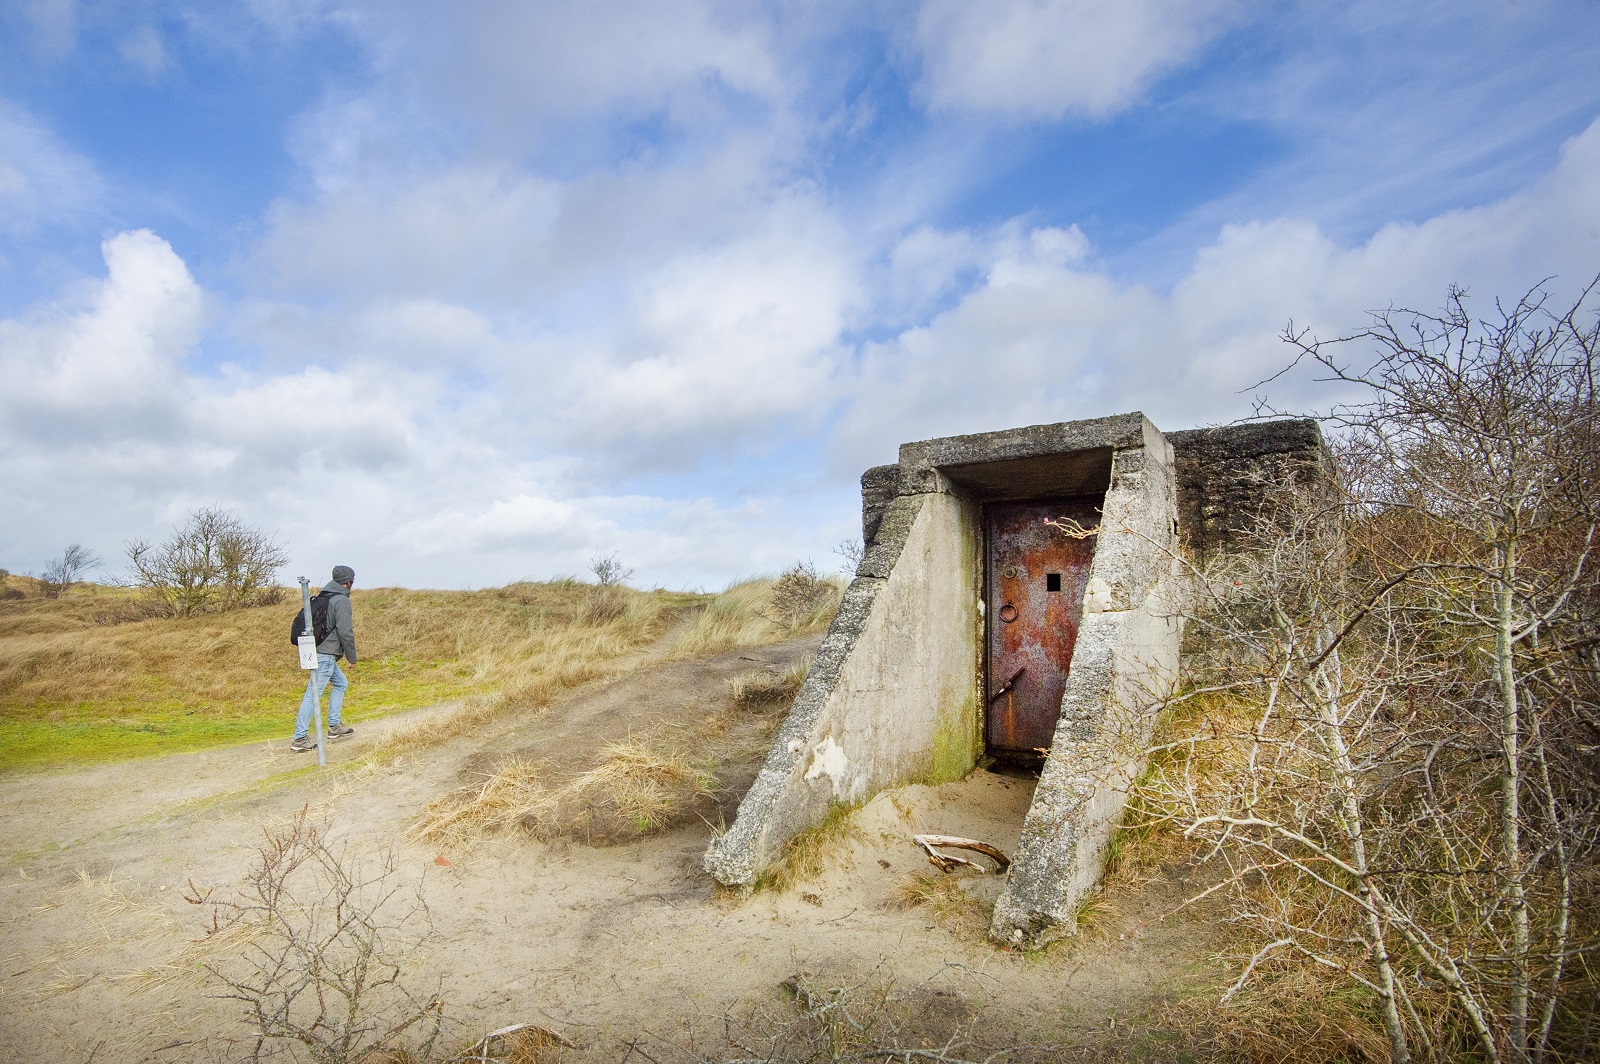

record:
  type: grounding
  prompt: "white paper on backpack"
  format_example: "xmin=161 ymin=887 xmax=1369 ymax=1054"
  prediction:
xmin=297 ymin=634 xmax=317 ymax=669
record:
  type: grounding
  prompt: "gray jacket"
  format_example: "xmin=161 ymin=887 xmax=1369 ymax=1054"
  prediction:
xmin=316 ymin=581 xmax=358 ymax=663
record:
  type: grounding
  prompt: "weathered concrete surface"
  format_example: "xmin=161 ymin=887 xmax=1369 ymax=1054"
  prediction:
xmin=990 ymin=417 xmax=1182 ymax=948
xmin=707 ymin=413 xmax=1320 ymax=915
xmin=703 ymin=490 xmax=982 ymax=888
xmin=860 ymin=464 xmax=900 ymax=547
xmin=1169 ymin=419 xmax=1330 ymax=566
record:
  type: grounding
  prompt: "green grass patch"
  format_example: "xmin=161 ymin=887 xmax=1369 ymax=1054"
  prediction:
xmin=0 ymin=672 xmax=486 ymax=772
xmin=0 ymin=580 xmax=698 ymax=773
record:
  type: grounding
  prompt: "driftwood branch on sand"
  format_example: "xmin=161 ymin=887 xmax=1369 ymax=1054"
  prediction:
xmin=911 ymin=834 xmax=1011 ymax=874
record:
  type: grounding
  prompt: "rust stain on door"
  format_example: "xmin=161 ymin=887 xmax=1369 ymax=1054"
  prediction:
xmin=985 ymin=495 xmax=1102 ymax=758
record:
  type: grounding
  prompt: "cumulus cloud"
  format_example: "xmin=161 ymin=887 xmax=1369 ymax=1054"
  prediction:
xmin=247 ymin=141 xmax=859 ymax=462
xmin=0 ymin=230 xmax=200 ymax=434
xmin=556 ymin=204 xmax=857 ymax=447
xmin=0 ymin=228 xmax=840 ymax=589
xmin=910 ymin=0 xmax=1237 ymax=120
xmin=834 ymin=117 xmax=1600 ymax=466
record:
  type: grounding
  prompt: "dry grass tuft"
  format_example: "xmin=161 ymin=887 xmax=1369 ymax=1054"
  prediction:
xmin=728 ymin=660 xmax=809 ymax=710
xmin=415 ymin=724 xmax=717 ymax=846
xmin=668 ymin=576 xmax=841 ymax=660
xmin=894 ymin=872 xmax=989 ymax=935
xmin=1157 ymin=964 xmax=1397 ymax=1063
xmin=667 ymin=579 xmax=780 ymax=658
xmin=1071 ymin=891 xmax=1124 ymax=939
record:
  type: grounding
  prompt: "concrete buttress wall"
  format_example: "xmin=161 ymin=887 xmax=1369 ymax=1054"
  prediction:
xmin=702 ymin=489 xmax=982 ymax=888
xmin=990 ymin=418 xmax=1182 ymax=948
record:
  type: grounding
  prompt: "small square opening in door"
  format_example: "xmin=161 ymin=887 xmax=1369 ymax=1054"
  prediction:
xmin=1046 ymin=573 xmax=1061 ymax=592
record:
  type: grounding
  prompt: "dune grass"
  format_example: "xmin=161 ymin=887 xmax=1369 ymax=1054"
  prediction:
xmin=667 ymin=574 xmax=842 ymax=659
xmin=0 ymin=571 xmax=840 ymax=774
xmin=0 ymin=580 xmax=679 ymax=772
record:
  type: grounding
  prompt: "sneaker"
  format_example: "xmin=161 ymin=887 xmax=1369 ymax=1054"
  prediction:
xmin=326 ymin=724 xmax=354 ymax=739
xmin=289 ymin=735 xmax=318 ymax=752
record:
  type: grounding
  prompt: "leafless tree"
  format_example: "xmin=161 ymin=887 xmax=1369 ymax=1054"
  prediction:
xmin=590 ymin=551 xmax=635 ymax=587
xmin=35 ymin=543 xmax=100 ymax=598
xmin=1143 ymin=278 xmax=1599 ymax=1063
xmin=127 ymin=507 xmax=288 ymax=616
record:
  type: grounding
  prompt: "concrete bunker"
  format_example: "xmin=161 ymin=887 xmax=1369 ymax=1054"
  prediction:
xmin=703 ymin=413 xmax=1327 ymax=948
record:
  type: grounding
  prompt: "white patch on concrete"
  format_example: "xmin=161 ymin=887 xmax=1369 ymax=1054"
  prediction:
xmin=1082 ymin=576 xmax=1113 ymax=613
xmin=803 ymin=735 xmax=849 ymax=787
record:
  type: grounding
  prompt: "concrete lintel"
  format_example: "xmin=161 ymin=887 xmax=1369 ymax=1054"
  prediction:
xmin=897 ymin=412 xmax=1150 ymax=478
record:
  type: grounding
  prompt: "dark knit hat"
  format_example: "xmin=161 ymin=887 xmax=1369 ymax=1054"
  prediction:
xmin=332 ymin=565 xmax=355 ymax=585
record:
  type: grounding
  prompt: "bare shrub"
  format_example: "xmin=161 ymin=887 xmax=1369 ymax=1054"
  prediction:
xmin=202 ymin=807 xmax=449 ymax=1062
xmin=1145 ymin=278 xmax=1600 ymax=1064
xmin=127 ymin=507 xmax=288 ymax=616
xmin=768 ymin=561 xmax=834 ymax=631
xmin=35 ymin=543 xmax=100 ymax=598
xmin=833 ymin=537 xmax=865 ymax=577
xmin=588 ymin=551 xmax=633 ymax=587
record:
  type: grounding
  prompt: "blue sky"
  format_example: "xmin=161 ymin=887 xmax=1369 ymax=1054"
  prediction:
xmin=3 ymin=0 xmax=1599 ymax=590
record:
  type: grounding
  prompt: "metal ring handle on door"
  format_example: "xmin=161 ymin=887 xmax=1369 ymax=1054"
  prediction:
xmin=998 ymin=603 xmax=1017 ymax=623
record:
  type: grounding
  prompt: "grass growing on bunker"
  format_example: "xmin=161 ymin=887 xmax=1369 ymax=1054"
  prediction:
xmin=0 ymin=579 xmax=677 ymax=772
xmin=753 ymin=800 xmax=866 ymax=893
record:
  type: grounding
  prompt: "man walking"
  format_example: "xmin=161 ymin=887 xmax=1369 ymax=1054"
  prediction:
xmin=291 ymin=564 xmax=359 ymax=752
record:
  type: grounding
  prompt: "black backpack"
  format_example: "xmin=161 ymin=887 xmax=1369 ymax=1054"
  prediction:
xmin=288 ymin=594 xmax=335 ymax=648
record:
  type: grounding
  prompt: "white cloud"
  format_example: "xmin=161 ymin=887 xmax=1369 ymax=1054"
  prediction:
xmin=559 ymin=206 xmax=856 ymax=446
xmin=253 ymin=165 xmax=565 ymax=301
xmin=0 ymin=228 xmax=841 ymax=590
xmin=835 ymin=117 xmax=1600 ymax=466
xmin=0 ymin=230 xmax=200 ymax=429
xmin=247 ymin=142 xmax=859 ymax=461
xmin=911 ymin=0 xmax=1236 ymax=120
xmin=349 ymin=0 xmax=784 ymax=153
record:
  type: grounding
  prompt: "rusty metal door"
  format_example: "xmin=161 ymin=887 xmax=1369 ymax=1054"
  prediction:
xmin=985 ymin=496 xmax=1101 ymax=758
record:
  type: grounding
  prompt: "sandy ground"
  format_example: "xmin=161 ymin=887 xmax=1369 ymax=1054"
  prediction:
xmin=0 ymin=636 xmax=1224 ymax=1063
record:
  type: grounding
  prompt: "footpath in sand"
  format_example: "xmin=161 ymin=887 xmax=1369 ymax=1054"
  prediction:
xmin=0 ymin=634 xmax=1225 ymax=1062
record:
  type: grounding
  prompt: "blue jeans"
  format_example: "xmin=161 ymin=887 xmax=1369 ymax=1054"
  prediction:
xmin=295 ymin=654 xmax=347 ymax=740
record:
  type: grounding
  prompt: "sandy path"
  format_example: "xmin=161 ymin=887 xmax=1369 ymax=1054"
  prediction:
xmin=0 ymin=636 xmax=1223 ymax=1062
